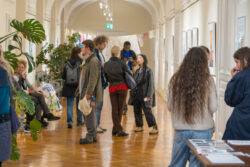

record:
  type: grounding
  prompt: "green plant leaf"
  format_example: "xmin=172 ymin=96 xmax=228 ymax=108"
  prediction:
xmin=10 ymin=19 xmax=46 ymax=44
xmin=10 ymin=133 xmax=20 ymax=161
xmin=3 ymin=51 xmax=19 ymax=71
xmin=15 ymin=90 xmax=35 ymax=115
xmin=30 ymin=119 xmax=41 ymax=141
xmin=23 ymin=52 xmax=35 ymax=73
xmin=13 ymin=34 xmax=23 ymax=49
xmin=8 ymin=44 xmax=20 ymax=52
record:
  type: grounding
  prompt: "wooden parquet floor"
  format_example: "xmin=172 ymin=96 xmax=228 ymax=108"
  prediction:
xmin=4 ymin=91 xmax=174 ymax=167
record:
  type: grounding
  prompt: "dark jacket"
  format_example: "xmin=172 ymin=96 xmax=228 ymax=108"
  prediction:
xmin=120 ymin=49 xmax=137 ymax=61
xmin=128 ymin=67 xmax=156 ymax=107
xmin=104 ymin=57 xmax=132 ymax=86
xmin=223 ymin=67 xmax=250 ymax=140
xmin=62 ymin=57 xmax=82 ymax=98
xmin=94 ymin=49 xmax=108 ymax=89
xmin=79 ymin=54 xmax=102 ymax=103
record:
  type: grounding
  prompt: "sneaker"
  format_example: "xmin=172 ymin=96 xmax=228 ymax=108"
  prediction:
xmin=149 ymin=126 xmax=158 ymax=135
xmin=40 ymin=120 xmax=48 ymax=128
xmin=77 ymin=122 xmax=84 ymax=126
xmin=134 ymin=127 xmax=143 ymax=132
xmin=116 ymin=131 xmax=128 ymax=137
xmin=99 ymin=126 xmax=107 ymax=132
xmin=97 ymin=126 xmax=104 ymax=133
xmin=79 ymin=138 xmax=95 ymax=144
xmin=68 ymin=124 xmax=72 ymax=129
xmin=112 ymin=131 xmax=117 ymax=136
xmin=24 ymin=125 xmax=31 ymax=133
xmin=44 ymin=113 xmax=60 ymax=121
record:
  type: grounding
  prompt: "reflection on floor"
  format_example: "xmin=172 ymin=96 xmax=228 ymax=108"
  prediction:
xmin=4 ymin=91 xmax=174 ymax=167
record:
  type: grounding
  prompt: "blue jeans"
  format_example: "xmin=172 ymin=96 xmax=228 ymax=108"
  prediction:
xmin=96 ymin=88 xmax=104 ymax=126
xmin=169 ymin=129 xmax=213 ymax=167
xmin=67 ymin=97 xmax=83 ymax=125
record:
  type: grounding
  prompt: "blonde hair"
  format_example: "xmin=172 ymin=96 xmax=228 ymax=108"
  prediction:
xmin=0 ymin=46 xmax=13 ymax=84
xmin=18 ymin=59 xmax=27 ymax=70
xmin=111 ymin=46 xmax=120 ymax=57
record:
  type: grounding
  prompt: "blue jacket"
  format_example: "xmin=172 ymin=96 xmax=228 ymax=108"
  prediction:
xmin=94 ymin=49 xmax=108 ymax=89
xmin=223 ymin=67 xmax=250 ymax=140
xmin=0 ymin=67 xmax=20 ymax=134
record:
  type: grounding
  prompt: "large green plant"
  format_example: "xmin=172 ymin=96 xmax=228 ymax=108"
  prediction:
xmin=36 ymin=33 xmax=80 ymax=80
xmin=0 ymin=18 xmax=45 ymax=160
xmin=0 ymin=19 xmax=46 ymax=72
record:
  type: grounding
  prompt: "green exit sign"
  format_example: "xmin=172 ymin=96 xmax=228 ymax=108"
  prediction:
xmin=106 ymin=24 xmax=113 ymax=29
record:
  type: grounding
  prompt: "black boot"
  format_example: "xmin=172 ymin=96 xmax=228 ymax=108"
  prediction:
xmin=44 ymin=113 xmax=60 ymax=121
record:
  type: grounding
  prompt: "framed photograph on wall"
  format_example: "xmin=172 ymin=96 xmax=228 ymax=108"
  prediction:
xmin=208 ymin=22 xmax=216 ymax=75
xmin=192 ymin=28 xmax=198 ymax=47
xmin=187 ymin=29 xmax=192 ymax=49
xmin=237 ymin=16 xmax=246 ymax=49
xmin=182 ymin=31 xmax=187 ymax=56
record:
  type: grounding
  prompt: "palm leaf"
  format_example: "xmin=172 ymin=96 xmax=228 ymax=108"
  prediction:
xmin=10 ymin=19 xmax=45 ymax=44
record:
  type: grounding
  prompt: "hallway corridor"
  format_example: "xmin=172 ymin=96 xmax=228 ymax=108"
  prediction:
xmin=4 ymin=92 xmax=174 ymax=167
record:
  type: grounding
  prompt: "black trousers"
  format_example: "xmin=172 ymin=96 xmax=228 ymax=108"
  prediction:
xmin=133 ymin=97 xmax=157 ymax=128
xmin=27 ymin=93 xmax=50 ymax=122
xmin=110 ymin=90 xmax=127 ymax=132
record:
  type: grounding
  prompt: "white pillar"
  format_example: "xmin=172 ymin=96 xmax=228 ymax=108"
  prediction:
xmin=215 ymin=0 xmax=238 ymax=139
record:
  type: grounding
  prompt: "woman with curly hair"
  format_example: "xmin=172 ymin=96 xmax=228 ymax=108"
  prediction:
xmin=168 ymin=47 xmax=217 ymax=167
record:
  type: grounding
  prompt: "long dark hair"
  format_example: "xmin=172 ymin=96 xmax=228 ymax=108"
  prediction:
xmin=138 ymin=54 xmax=148 ymax=69
xmin=168 ymin=47 xmax=212 ymax=124
xmin=233 ymin=47 xmax=250 ymax=70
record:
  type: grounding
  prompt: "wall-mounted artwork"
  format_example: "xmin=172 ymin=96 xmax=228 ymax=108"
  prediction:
xmin=182 ymin=31 xmax=187 ymax=56
xmin=237 ymin=16 xmax=246 ymax=49
xmin=208 ymin=22 xmax=216 ymax=75
xmin=192 ymin=28 xmax=198 ymax=47
xmin=187 ymin=29 xmax=192 ymax=49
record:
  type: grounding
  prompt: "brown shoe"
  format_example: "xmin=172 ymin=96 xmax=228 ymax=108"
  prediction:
xmin=149 ymin=126 xmax=158 ymax=135
xmin=134 ymin=127 xmax=143 ymax=132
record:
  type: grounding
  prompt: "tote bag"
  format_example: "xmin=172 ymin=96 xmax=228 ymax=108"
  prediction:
xmin=124 ymin=72 xmax=136 ymax=89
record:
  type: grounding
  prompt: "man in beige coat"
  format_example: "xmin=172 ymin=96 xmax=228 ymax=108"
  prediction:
xmin=79 ymin=40 xmax=102 ymax=144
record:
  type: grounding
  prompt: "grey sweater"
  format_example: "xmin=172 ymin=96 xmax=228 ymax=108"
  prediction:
xmin=167 ymin=77 xmax=217 ymax=130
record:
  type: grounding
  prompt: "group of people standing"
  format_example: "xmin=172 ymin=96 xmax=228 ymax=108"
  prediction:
xmin=61 ymin=36 xmax=158 ymax=144
xmin=1 ymin=34 xmax=250 ymax=166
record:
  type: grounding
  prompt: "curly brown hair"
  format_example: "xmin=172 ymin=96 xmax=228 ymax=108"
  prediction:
xmin=168 ymin=47 xmax=211 ymax=124
xmin=93 ymin=35 xmax=109 ymax=46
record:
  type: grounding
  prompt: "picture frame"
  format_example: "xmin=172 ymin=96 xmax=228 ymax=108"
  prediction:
xmin=208 ymin=22 xmax=216 ymax=74
xmin=182 ymin=31 xmax=187 ymax=56
xmin=237 ymin=16 xmax=246 ymax=49
xmin=192 ymin=28 xmax=198 ymax=47
xmin=187 ymin=29 xmax=192 ymax=49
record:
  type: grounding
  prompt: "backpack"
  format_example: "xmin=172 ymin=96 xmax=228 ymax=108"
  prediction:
xmin=65 ymin=61 xmax=81 ymax=86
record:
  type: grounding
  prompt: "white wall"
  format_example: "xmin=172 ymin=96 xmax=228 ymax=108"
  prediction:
xmin=182 ymin=0 xmax=217 ymax=60
xmin=70 ymin=1 xmax=153 ymax=35
xmin=0 ymin=0 xmax=16 ymax=50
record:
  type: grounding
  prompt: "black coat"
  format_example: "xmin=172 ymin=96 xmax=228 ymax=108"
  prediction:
xmin=104 ymin=57 xmax=132 ymax=86
xmin=128 ymin=67 xmax=156 ymax=107
xmin=62 ymin=57 xmax=82 ymax=98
